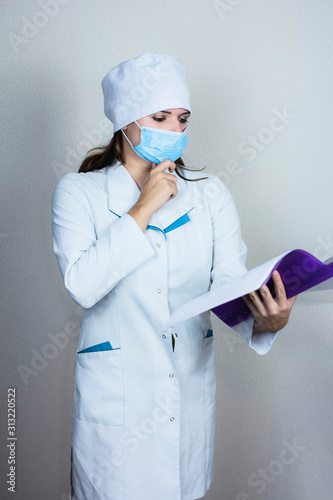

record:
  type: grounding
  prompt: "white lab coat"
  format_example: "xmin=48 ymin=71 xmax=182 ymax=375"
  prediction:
xmin=52 ymin=162 xmax=277 ymax=500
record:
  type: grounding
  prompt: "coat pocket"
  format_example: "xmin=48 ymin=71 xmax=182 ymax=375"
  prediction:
xmin=205 ymin=329 xmax=213 ymax=338
xmin=77 ymin=341 xmax=118 ymax=353
xmin=73 ymin=349 xmax=124 ymax=426
xmin=202 ymin=331 xmax=215 ymax=404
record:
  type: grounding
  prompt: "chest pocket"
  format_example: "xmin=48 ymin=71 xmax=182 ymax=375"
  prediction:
xmin=166 ymin=209 xmax=213 ymax=298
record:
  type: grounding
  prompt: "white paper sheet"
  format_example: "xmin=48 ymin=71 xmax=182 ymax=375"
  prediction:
xmin=162 ymin=251 xmax=291 ymax=331
xmin=162 ymin=251 xmax=333 ymax=331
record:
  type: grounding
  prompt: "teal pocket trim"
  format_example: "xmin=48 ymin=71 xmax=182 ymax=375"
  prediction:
xmin=77 ymin=341 xmax=119 ymax=353
xmin=206 ymin=329 xmax=213 ymax=338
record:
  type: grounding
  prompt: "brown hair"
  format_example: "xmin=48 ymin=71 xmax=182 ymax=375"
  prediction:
xmin=78 ymin=131 xmax=208 ymax=181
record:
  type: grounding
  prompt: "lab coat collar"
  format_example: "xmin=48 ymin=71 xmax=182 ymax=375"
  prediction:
xmin=106 ymin=162 xmax=195 ymax=230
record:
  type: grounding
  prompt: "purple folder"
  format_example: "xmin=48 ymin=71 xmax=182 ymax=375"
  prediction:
xmin=212 ymin=249 xmax=333 ymax=327
xmin=163 ymin=249 xmax=333 ymax=331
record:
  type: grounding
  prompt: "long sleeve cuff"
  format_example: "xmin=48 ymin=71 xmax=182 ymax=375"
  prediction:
xmin=232 ymin=318 xmax=279 ymax=355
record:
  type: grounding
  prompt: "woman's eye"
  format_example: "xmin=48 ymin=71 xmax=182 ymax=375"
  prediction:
xmin=179 ymin=118 xmax=188 ymax=124
xmin=152 ymin=116 xmax=165 ymax=122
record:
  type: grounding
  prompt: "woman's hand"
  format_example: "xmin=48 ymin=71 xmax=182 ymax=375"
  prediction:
xmin=242 ymin=270 xmax=297 ymax=333
xmin=138 ymin=159 xmax=178 ymax=213
xmin=127 ymin=160 xmax=178 ymax=232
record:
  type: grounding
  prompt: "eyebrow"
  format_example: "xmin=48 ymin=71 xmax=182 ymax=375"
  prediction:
xmin=158 ymin=110 xmax=191 ymax=116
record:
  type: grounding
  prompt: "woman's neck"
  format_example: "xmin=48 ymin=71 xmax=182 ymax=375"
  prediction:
xmin=122 ymin=148 xmax=153 ymax=191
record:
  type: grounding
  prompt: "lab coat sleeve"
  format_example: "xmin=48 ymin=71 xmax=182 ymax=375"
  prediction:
xmin=209 ymin=176 xmax=278 ymax=355
xmin=52 ymin=174 xmax=156 ymax=309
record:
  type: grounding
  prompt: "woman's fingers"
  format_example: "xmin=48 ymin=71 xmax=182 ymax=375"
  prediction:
xmin=272 ymin=272 xmax=297 ymax=307
xmin=288 ymin=295 xmax=297 ymax=307
xmin=271 ymin=270 xmax=287 ymax=304
xmin=137 ymin=159 xmax=179 ymax=214
xmin=248 ymin=290 xmax=267 ymax=314
xmin=152 ymin=159 xmax=176 ymax=173
xmin=246 ymin=272 xmax=286 ymax=312
xmin=150 ymin=160 xmax=177 ymax=187
xmin=242 ymin=271 xmax=297 ymax=332
xmin=242 ymin=294 xmax=258 ymax=315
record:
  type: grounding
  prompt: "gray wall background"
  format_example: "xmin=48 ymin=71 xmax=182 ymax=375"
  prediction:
xmin=1 ymin=1 xmax=333 ymax=499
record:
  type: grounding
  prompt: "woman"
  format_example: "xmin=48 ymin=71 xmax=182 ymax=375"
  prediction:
xmin=52 ymin=53 xmax=295 ymax=500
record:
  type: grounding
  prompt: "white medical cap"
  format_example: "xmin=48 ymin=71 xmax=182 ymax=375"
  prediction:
xmin=101 ymin=53 xmax=191 ymax=132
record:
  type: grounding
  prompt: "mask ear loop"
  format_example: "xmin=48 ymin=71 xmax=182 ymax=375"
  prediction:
xmin=121 ymin=121 xmax=141 ymax=148
xmin=121 ymin=128 xmax=134 ymax=148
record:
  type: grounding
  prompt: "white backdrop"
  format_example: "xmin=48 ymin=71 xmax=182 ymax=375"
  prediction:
xmin=1 ymin=1 xmax=333 ymax=499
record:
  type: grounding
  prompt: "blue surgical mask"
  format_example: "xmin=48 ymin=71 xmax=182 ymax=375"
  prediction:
xmin=122 ymin=121 xmax=188 ymax=164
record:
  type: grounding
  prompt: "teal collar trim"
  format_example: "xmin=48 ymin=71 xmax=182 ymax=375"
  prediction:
xmin=109 ymin=209 xmax=121 ymax=218
xmin=109 ymin=208 xmax=193 ymax=240
xmin=148 ymin=210 xmax=193 ymax=240
xmin=107 ymin=163 xmax=195 ymax=229
xmin=147 ymin=224 xmax=167 ymax=240
xmin=164 ymin=211 xmax=192 ymax=233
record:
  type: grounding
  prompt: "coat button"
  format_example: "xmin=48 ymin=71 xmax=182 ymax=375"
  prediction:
xmin=156 ymin=243 xmax=161 ymax=247
xmin=157 ymin=289 xmax=162 ymax=294
xmin=162 ymin=334 xmax=166 ymax=339
xmin=170 ymin=417 xmax=175 ymax=422
xmin=169 ymin=374 xmax=174 ymax=378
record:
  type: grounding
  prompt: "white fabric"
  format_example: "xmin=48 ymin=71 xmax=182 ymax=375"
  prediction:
xmin=102 ymin=53 xmax=191 ymax=132
xmin=52 ymin=163 xmax=277 ymax=500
